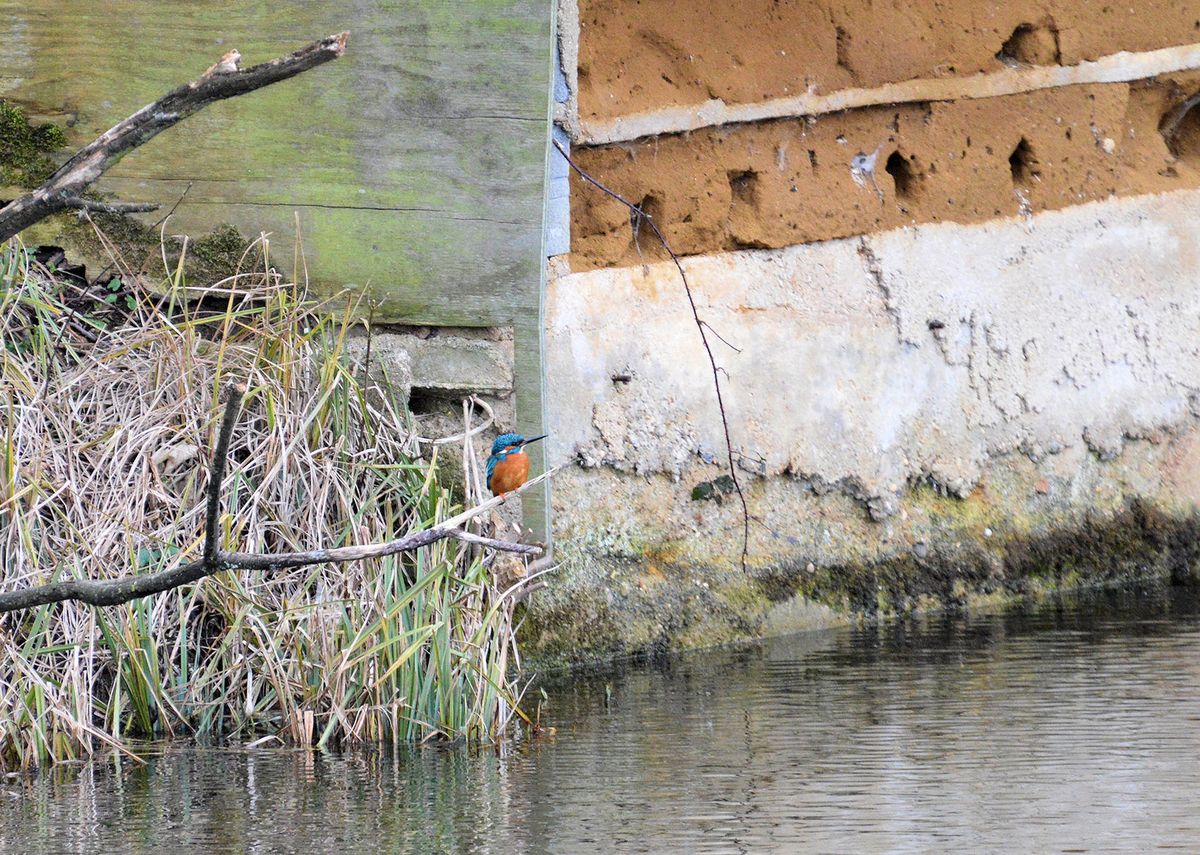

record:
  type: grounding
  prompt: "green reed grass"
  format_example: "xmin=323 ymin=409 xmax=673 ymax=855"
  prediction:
xmin=0 ymin=238 xmax=531 ymax=769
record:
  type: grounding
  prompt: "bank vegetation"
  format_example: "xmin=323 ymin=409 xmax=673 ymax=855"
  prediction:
xmin=0 ymin=233 xmax=541 ymax=769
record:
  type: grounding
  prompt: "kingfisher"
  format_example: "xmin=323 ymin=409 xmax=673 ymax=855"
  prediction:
xmin=487 ymin=432 xmax=547 ymax=496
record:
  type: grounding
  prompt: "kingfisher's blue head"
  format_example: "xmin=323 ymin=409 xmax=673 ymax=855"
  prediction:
xmin=486 ymin=432 xmax=547 ymax=491
xmin=490 ymin=433 xmax=527 ymax=459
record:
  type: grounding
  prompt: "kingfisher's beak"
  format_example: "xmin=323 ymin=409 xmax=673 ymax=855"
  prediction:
xmin=520 ymin=434 xmax=548 ymax=447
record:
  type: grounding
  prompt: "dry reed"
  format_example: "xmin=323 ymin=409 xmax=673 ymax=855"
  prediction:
xmin=0 ymin=235 xmax=536 ymax=769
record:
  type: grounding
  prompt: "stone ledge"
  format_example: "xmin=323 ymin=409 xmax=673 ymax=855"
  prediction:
xmin=344 ymin=329 xmax=514 ymax=399
xmin=525 ymin=452 xmax=1200 ymax=664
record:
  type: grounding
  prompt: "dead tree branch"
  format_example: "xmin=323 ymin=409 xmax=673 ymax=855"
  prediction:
xmin=0 ymin=385 xmax=556 ymax=615
xmin=62 ymin=198 xmax=160 ymax=216
xmin=0 ymin=32 xmax=349 ymax=243
xmin=553 ymin=139 xmax=751 ymax=572
xmin=204 ymin=382 xmax=245 ymax=566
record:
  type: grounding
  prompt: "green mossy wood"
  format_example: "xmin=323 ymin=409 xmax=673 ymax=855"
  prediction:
xmin=0 ymin=1 xmax=555 ymax=534
xmin=0 ymin=101 xmax=67 ymax=186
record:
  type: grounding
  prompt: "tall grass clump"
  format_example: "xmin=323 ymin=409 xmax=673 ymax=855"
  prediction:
xmin=0 ymin=237 xmax=534 ymax=769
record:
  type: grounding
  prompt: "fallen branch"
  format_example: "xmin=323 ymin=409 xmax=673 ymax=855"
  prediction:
xmin=62 ymin=197 xmax=160 ymax=216
xmin=0 ymin=32 xmax=349 ymax=243
xmin=553 ymin=139 xmax=750 ymax=571
xmin=0 ymin=384 xmax=555 ymax=614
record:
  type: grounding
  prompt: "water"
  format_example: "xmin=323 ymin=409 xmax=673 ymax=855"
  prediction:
xmin=6 ymin=584 xmax=1200 ymax=854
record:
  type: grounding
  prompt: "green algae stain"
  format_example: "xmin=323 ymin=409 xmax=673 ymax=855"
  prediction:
xmin=21 ymin=206 xmax=256 ymax=290
xmin=189 ymin=223 xmax=258 ymax=283
xmin=0 ymin=1 xmax=553 ymax=326
xmin=0 ymin=101 xmax=67 ymax=187
xmin=528 ymin=500 xmax=1200 ymax=665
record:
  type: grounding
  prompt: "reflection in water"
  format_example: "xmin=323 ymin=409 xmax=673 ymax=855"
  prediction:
xmin=4 ymin=584 xmax=1200 ymax=853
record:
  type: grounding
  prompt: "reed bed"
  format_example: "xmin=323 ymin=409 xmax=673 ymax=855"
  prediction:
xmin=0 ymin=238 xmax=532 ymax=769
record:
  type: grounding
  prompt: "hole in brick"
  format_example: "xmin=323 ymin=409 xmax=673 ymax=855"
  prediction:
xmin=1161 ymin=95 xmax=1200 ymax=167
xmin=728 ymin=170 xmax=759 ymax=205
xmin=835 ymin=25 xmax=852 ymax=72
xmin=727 ymin=170 xmax=765 ymax=249
xmin=730 ymin=236 xmax=772 ymax=251
xmin=630 ymin=194 xmax=662 ymax=233
xmin=1009 ymin=137 xmax=1040 ymax=187
xmin=407 ymin=388 xmax=460 ymax=418
xmin=996 ymin=21 xmax=1060 ymax=65
xmin=885 ymin=151 xmax=919 ymax=199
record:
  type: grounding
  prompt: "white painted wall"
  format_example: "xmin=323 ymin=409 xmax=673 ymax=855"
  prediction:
xmin=546 ymin=190 xmax=1200 ymax=526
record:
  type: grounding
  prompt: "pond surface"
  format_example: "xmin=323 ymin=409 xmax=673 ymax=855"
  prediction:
xmin=5 ymin=583 xmax=1200 ymax=854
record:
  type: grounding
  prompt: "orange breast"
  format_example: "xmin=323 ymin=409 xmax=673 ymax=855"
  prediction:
xmin=490 ymin=451 xmax=530 ymax=495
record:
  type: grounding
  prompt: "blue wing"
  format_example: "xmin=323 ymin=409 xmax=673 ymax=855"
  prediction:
xmin=486 ymin=453 xmax=499 ymax=492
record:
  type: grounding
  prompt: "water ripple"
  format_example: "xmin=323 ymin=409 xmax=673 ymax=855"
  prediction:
xmin=4 ymin=585 xmax=1200 ymax=853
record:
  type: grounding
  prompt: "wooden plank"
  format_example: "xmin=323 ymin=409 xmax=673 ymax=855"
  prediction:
xmin=0 ymin=1 xmax=555 ymax=538
xmin=0 ymin=1 xmax=552 ymax=326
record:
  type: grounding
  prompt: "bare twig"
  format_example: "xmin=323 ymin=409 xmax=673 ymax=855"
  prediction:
xmin=413 ymin=395 xmax=496 ymax=446
xmin=151 ymin=181 xmax=194 ymax=230
xmin=700 ymin=320 xmax=743 ymax=353
xmin=0 ymin=32 xmax=349 ymax=242
xmin=62 ymin=198 xmax=160 ymax=216
xmin=204 ymin=383 xmax=245 ymax=565
xmin=0 ymin=521 xmax=543 ymax=614
xmin=553 ymin=139 xmax=750 ymax=571
xmin=0 ymin=392 xmax=557 ymax=615
xmin=509 ymin=552 xmax=557 ymax=604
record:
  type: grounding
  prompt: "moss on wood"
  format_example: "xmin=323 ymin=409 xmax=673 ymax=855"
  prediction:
xmin=0 ymin=100 xmax=67 ymax=188
xmin=21 ymin=208 xmax=257 ymax=289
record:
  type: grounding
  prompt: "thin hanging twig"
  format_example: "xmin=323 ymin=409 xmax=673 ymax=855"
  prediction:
xmin=553 ymin=139 xmax=750 ymax=571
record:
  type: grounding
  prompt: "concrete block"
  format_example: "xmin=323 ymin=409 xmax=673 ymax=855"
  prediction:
xmin=342 ymin=334 xmax=413 ymax=403
xmin=397 ymin=332 xmax=514 ymax=395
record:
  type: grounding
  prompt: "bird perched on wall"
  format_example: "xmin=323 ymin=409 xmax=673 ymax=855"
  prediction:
xmin=487 ymin=432 xmax=547 ymax=496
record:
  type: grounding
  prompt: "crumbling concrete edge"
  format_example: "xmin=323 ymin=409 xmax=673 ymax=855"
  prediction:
xmin=523 ymin=441 xmax=1200 ymax=666
xmin=553 ymin=0 xmax=581 ymax=139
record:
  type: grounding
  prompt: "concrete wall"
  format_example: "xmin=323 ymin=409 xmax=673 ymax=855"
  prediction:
xmin=529 ymin=0 xmax=1200 ymax=661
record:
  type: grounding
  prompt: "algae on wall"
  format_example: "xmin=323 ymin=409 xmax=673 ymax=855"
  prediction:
xmin=0 ymin=98 xmax=260 ymax=288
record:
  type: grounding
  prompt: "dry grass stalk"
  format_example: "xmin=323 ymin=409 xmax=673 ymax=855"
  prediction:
xmin=0 ymin=235 xmax=545 ymax=769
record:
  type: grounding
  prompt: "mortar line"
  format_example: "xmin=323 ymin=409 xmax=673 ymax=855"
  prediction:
xmin=575 ymin=42 xmax=1200 ymax=145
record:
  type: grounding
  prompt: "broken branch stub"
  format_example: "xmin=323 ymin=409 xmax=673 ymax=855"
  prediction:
xmin=0 ymin=32 xmax=349 ymax=243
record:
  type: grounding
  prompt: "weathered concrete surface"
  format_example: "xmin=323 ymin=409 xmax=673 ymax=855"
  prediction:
xmin=389 ymin=330 xmax=514 ymax=397
xmin=343 ymin=328 xmax=515 ymax=397
xmin=527 ymin=188 xmax=1200 ymax=662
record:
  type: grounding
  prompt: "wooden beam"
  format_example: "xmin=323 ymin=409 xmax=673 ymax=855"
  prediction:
xmin=0 ymin=33 xmax=348 ymax=242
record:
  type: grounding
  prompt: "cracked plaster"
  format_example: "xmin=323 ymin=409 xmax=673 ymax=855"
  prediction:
xmin=546 ymin=189 xmax=1200 ymax=520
